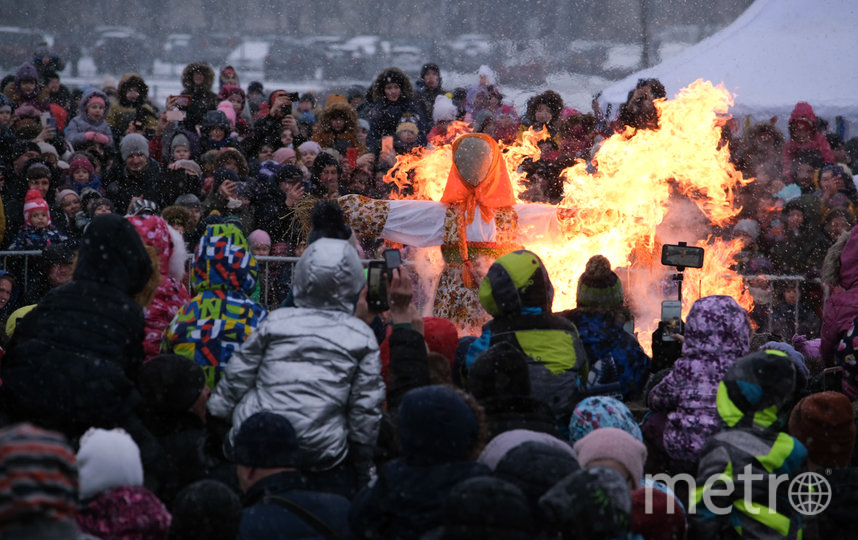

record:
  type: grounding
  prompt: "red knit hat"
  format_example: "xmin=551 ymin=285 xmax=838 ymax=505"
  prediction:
xmin=23 ymin=189 xmax=50 ymax=226
xmin=631 ymin=488 xmax=686 ymax=540
xmin=789 ymin=391 xmax=856 ymax=468
xmin=422 ymin=316 xmax=458 ymax=367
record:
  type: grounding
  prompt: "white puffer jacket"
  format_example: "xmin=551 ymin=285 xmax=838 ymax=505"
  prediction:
xmin=208 ymin=238 xmax=383 ymax=471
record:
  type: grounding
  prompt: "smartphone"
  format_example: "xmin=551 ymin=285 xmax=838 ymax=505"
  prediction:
xmin=346 ymin=147 xmax=358 ymax=169
xmin=40 ymin=111 xmax=51 ymax=126
xmin=46 ymin=117 xmax=57 ymax=129
xmin=381 ymin=136 xmax=394 ymax=154
xmin=174 ymin=94 xmax=192 ymax=110
xmin=165 ymin=109 xmax=186 ymax=122
xmin=661 ymin=300 xmax=682 ymax=341
xmin=383 ymin=248 xmax=401 ymax=274
xmin=661 ymin=244 xmax=704 ymax=269
xmin=366 ymin=261 xmax=389 ymax=312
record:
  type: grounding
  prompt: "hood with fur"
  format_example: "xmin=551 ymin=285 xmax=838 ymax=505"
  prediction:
xmin=181 ymin=62 xmax=215 ymax=92
xmin=117 ymin=73 xmax=149 ymax=107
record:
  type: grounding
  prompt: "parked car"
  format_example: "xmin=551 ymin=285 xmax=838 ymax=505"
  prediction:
xmin=92 ymin=30 xmax=154 ymax=75
xmin=162 ymin=33 xmax=193 ymax=64
xmin=197 ymin=33 xmax=239 ymax=67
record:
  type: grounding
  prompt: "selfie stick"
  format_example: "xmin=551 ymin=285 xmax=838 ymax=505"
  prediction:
xmin=672 ymin=241 xmax=689 ymax=305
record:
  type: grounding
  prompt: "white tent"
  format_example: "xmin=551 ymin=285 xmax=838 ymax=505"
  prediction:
xmin=599 ymin=0 xmax=858 ymax=136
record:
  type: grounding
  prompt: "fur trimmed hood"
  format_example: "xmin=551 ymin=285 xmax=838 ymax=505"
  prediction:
xmin=117 ymin=73 xmax=149 ymax=106
xmin=181 ymin=62 xmax=215 ymax=92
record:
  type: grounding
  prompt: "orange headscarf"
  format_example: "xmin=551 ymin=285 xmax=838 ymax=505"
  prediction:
xmin=440 ymin=133 xmax=515 ymax=225
xmin=440 ymin=133 xmax=516 ymax=288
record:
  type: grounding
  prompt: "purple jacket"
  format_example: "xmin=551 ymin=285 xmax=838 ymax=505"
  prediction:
xmin=65 ymin=87 xmax=115 ymax=148
xmin=647 ymin=295 xmax=750 ymax=462
xmin=821 ymin=228 xmax=858 ymax=366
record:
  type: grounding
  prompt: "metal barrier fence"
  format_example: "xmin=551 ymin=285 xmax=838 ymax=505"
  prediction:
xmin=0 ymin=251 xmax=818 ymax=334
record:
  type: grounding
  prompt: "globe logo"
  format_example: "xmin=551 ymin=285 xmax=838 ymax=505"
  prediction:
xmin=788 ymin=472 xmax=832 ymax=516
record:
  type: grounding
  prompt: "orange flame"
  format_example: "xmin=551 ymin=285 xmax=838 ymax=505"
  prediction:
xmin=385 ymin=80 xmax=753 ymax=353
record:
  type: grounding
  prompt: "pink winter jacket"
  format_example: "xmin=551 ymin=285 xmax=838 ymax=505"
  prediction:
xmin=821 ymin=228 xmax=858 ymax=366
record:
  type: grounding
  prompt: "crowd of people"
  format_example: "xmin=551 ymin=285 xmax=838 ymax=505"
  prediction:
xmin=0 ymin=48 xmax=856 ymax=539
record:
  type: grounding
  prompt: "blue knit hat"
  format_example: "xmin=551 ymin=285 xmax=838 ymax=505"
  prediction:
xmin=398 ymin=385 xmax=478 ymax=464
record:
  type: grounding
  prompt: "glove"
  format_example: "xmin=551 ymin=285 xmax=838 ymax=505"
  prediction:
xmin=85 ymin=131 xmax=111 ymax=145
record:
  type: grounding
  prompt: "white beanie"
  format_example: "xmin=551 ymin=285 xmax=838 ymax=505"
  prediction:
xmin=37 ymin=142 xmax=58 ymax=157
xmin=433 ymin=95 xmax=458 ymax=123
xmin=298 ymin=141 xmax=322 ymax=155
xmin=478 ymin=65 xmax=495 ymax=84
xmin=76 ymin=428 xmax=144 ymax=500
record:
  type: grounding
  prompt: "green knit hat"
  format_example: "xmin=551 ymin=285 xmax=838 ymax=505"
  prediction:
xmin=576 ymin=255 xmax=624 ymax=308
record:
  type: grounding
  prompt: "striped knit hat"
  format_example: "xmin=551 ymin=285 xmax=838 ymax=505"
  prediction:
xmin=576 ymin=255 xmax=623 ymax=308
xmin=23 ymin=189 xmax=50 ymax=226
xmin=0 ymin=423 xmax=78 ymax=529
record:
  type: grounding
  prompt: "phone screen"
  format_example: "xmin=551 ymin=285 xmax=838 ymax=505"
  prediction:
xmin=383 ymin=249 xmax=401 ymax=271
xmin=661 ymin=300 xmax=682 ymax=341
xmin=381 ymin=136 xmax=394 ymax=154
xmin=366 ymin=262 xmax=389 ymax=311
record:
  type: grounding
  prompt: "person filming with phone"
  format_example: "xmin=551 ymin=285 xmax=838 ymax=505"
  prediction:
xmin=243 ymin=90 xmax=307 ymax=158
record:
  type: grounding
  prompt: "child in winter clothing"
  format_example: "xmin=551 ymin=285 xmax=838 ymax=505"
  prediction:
xmin=9 ymin=189 xmax=67 ymax=250
xmin=105 ymin=73 xmax=158 ymax=136
xmin=162 ymin=223 xmax=267 ymax=388
xmin=770 ymin=281 xmax=821 ymax=339
xmin=63 ymin=156 xmax=104 ymax=195
xmin=65 ymin=87 xmax=114 ymax=149
xmin=75 ymin=428 xmax=172 ymax=539
xmin=691 ymin=349 xmax=806 ymax=539
xmin=127 ymin=215 xmax=190 ymax=360
xmin=646 ymin=295 xmax=751 ymax=467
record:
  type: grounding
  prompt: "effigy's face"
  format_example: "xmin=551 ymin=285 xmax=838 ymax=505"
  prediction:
xmin=454 ymin=137 xmax=493 ymax=187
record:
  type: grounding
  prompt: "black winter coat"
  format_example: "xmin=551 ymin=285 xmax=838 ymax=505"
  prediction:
xmin=0 ymin=214 xmax=152 ymax=438
xmin=104 ymin=158 xmax=163 ymax=214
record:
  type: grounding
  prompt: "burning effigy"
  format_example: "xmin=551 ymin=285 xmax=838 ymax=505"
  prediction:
xmin=341 ymin=80 xmax=755 ymax=346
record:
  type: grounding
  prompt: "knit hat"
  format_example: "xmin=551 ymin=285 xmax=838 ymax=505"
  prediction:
xmin=173 ymin=159 xmax=202 ymax=177
xmin=54 ymin=188 xmax=80 ymax=208
xmin=734 ymin=218 xmax=761 ymax=242
xmin=23 ymin=189 xmax=50 ymax=226
xmin=494 ymin=441 xmax=580 ymax=514
xmin=273 ymin=147 xmax=296 ymax=164
xmin=479 ymin=429 xmax=576 ymax=470
xmin=573 ymin=427 xmax=647 ymax=489
xmin=631 ymin=487 xmax=686 ymax=540
xmin=26 ymin=161 xmax=51 ymax=179
xmin=298 ymin=140 xmax=321 ymax=155
xmin=577 ymin=255 xmax=624 ymax=308
xmin=200 ymin=110 xmax=229 ymax=132
xmin=441 ymin=477 xmax=535 ymax=539
xmin=761 ymin=340 xmax=809 ymax=386
xmin=539 ymin=467 xmax=633 ymax=539
xmin=433 ymin=94 xmax=458 ymax=123
xmin=137 ymin=354 xmax=206 ymax=413
xmin=68 ymin=157 xmax=94 ymax=176
xmin=170 ymin=480 xmax=242 ymax=540
xmin=357 ymin=118 xmax=370 ymax=132
xmin=15 ymin=62 xmax=38 ymax=83
xmin=396 ymin=120 xmax=419 ymax=135
xmin=717 ymin=348 xmax=796 ymax=430
xmin=233 ymin=411 xmax=302 ymax=468
xmin=120 ymin=133 xmax=150 ymax=160
xmin=248 ymin=229 xmax=271 ymax=248
xmin=398 ymin=385 xmax=479 ymax=464
xmin=171 ymin=133 xmax=190 ymax=151
xmin=468 ymin=342 xmax=532 ymax=400
xmin=422 ymin=317 xmax=458 ymax=366
xmin=789 ymin=391 xmax=856 ymax=468
xmin=76 ymin=428 xmax=143 ymax=501
xmin=569 ymin=396 xmax=643 ymax=444
xmin=128 ymin=198 xmax=159 ymax=216
xmin=0 ymin=423 xmax=78 ymax=529
xmin=175 ymin=193 xmax=202 ymax=210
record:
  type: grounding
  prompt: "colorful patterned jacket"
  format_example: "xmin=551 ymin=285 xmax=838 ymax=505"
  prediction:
xmin=162 ymin=224 xmax=266 ymax=387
